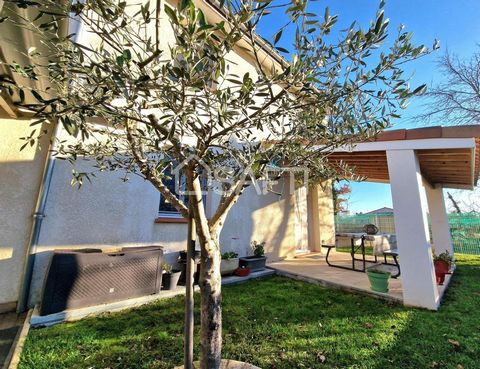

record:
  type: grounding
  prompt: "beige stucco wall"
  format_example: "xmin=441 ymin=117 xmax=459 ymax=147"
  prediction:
xmin=28 ymin=164 xmax=312 ymax=306
xmin=307 ymin=182 xmax=336 ymax=251
xmin=29 ymin=159 xmax=190 ymax=306
xmin=0 ymin=118 xmax=52 ymax=308
xmin=317 ymin=182 xmax=336 ymax=245
xmin=218 ymin=179 xmax=308 ymax=262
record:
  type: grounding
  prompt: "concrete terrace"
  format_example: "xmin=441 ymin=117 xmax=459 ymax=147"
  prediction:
xmin=268 ymin=251 xmax=453 ymax=305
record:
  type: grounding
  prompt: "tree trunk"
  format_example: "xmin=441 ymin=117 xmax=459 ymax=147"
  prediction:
xmin=198 ymin=235 xmax=222 ymax=369
xmin=185 ymin=169 xmax=223 ymax=369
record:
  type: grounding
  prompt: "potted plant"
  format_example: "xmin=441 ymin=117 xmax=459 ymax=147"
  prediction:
xmin=433 ymin=251 xmax=453 ymax=285
xmin=220 ymin=252 xmax=239 ymax=276
xmin=162 ymin=262 xmax=182 ymax=290
xmin=239 ymin=241 xmax=267 ymax=272
xmin=366 ymin=266 xmax=390 ymax=293
xmin=235 ymin=266 xmax=251 ymax=277
xmin=179 ymin=250 xmax=201 ymax=263
xmin=178 ymin=250 xmax=201 ymax=285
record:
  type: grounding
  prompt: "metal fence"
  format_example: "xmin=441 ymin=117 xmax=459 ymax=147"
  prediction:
xmin=334 ymin=213 xmax=480 ymax=255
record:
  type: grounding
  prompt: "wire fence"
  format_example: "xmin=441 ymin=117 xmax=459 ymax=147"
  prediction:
xmin=334 ymin=213 xmax=480 ymax=255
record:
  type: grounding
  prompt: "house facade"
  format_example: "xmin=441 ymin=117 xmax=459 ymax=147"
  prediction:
xmin=0 ymin=0 xmax=336 ymax=312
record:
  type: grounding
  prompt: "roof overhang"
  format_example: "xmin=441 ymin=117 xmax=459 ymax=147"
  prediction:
xmin=327 ymin=125 xmax=480 ymax=190
xmin=0 ymin=2 xmax=69 ymax=118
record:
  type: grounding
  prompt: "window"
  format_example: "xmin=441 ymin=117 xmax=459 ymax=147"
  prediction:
xmin=158 ymin=169 xmax=207 ymax=218
xmin=158 ymin=169 xmax=188 ymax=218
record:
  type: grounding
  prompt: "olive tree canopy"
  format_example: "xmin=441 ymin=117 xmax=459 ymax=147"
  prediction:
xmin=0 ymin=0 xmax=432 ymax=367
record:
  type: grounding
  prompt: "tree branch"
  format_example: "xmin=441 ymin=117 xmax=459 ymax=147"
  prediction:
xmin=125 ymin=121 xmax=189 ymax=217
xmin=208 ymin=177 xmax=246 ymax=231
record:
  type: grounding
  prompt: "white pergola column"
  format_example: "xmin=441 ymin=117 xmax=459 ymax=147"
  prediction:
xmin=386 ymin=149 xmax=439 ymax=310
xmin=425 ymin=185 xmax=454 ymax=259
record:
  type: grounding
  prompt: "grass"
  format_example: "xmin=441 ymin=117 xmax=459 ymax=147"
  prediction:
xmin=336 ymin=246 xmax=374 ymax=255
xmin=19 ymin=254 xmax=480 ymax=369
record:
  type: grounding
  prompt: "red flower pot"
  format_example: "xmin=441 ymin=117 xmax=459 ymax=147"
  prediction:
xmin=434 ymin=260 xmax=450 ymax=285
xmin=235 ymin=267 xmax=251 ymax=277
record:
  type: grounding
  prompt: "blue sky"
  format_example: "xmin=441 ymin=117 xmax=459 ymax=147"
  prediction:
xmin=257 ymin=0 xmax=480 ymax=213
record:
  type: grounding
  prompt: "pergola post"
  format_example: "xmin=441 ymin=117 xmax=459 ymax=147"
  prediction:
xmin=386 ymin=149 xmax=439 ymax=310
xmin=425 ymin=185 xmax=454 ymax=259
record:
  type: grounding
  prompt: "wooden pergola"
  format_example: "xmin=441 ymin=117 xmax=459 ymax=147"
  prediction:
xmin=324 ymin=125 xmax=480 ymax=309
xmin=327 ymin=125 xmax=480 ymax=189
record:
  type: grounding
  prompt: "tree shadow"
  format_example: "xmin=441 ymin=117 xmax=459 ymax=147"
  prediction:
xmin=369 ymin=255 xmax=480 ymax=369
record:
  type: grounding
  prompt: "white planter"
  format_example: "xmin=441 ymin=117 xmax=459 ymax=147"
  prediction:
xmin=220 ymin=258 xmax=239 ymax=275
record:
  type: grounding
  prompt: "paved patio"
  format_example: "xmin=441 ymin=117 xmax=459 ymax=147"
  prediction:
xmin=268 ymin=251 xmax=453 ymax=304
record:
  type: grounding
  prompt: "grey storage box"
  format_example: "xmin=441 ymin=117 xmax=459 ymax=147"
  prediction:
xmin=40 ymin=246 xmax=164 ymax=316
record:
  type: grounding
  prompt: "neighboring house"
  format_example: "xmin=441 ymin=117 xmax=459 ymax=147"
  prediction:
xmin=0 ymin=0 xmax=336 ymax=313
xmin=364 ymin=207 xmax=394 ymax=215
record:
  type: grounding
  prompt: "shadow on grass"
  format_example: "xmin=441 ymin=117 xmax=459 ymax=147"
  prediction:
xmin=370 ymin=254 xmax=480 ymax=369
xmin=19 ymin=255 xmax=480 ymax=369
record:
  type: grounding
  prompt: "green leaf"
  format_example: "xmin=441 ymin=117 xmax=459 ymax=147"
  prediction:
xmin=19 ymin=89 xmax=25 ymax=103
xmin=164 ymin=6 xmax=178 ymax=24
xmin=116 ymin=55 xmax=124 ymax=67
xmin=198 ymin=9 xmax=207 ymax=27
xmin=61 ymin=116 xmax=77 ymax=136
xmin=374 ymin=10 xmax=384 ymax=33
xmin=273 ymin=29 xmax=283 ymax=45
xmin=116 ymin=49 xmax=132 ymax=66
xmin=412 ymin=84 xmax=427 ymax=95
xmin=31 ymin=90 xmax=44 ymax=102
xmin=180 ymin=0 xmax=192 ymax=11
xmin=275 ymin=46 xmax=289 ymax=53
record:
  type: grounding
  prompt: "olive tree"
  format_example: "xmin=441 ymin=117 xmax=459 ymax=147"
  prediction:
xmin=0 ymin=0 xmax=431 ymax=367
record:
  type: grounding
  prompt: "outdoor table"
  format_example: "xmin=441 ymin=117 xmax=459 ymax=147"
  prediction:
xmin=322 ymin=233 xmax=401 ymax=277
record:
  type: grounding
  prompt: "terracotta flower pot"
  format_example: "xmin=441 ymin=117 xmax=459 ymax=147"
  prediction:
xmin=235 ymin=267 xmax=251 ymax=277
xmin=434 ymin=260 xmax=450 ymax=285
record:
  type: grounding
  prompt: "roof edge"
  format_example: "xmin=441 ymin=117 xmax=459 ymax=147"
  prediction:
xmin=374 ymin=125 xmax=480 ymax=142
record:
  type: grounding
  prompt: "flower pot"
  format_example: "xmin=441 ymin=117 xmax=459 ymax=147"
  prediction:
xmin=235 ymin=267 xmax=251 ymax=277
xmin=434 ymin=260 xmax=450 ymax=285
xmin=179 ymin=250 xmax=201 ymax=263
xmin=162 ymin=270 xmax=182 ymax=290
xmin=178 ymin=250 xmax=201 ymax=286
xmin=239 ymin=256 xmax=267 ymax=272
xmin=178 ymin=262 xmax=201 ymax=286
xmin=221 ymin=258 xmax=239 ymax=276
xmin=367 ymin=270 xmax=390 ymax=293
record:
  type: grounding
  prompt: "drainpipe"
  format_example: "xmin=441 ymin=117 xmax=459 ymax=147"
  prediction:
xmin=16 ymin=121 xmax=60 ymax=313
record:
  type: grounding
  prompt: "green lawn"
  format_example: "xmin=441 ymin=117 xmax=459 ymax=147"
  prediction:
xmin=335 ymin=246 xmax=374 ymax=255
xmin=19 ymin=255 xmax=480 ymax=369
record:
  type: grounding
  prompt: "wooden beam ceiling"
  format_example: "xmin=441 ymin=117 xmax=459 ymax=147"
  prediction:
xmin=326 ymin=147 xmax=477 ymax=188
